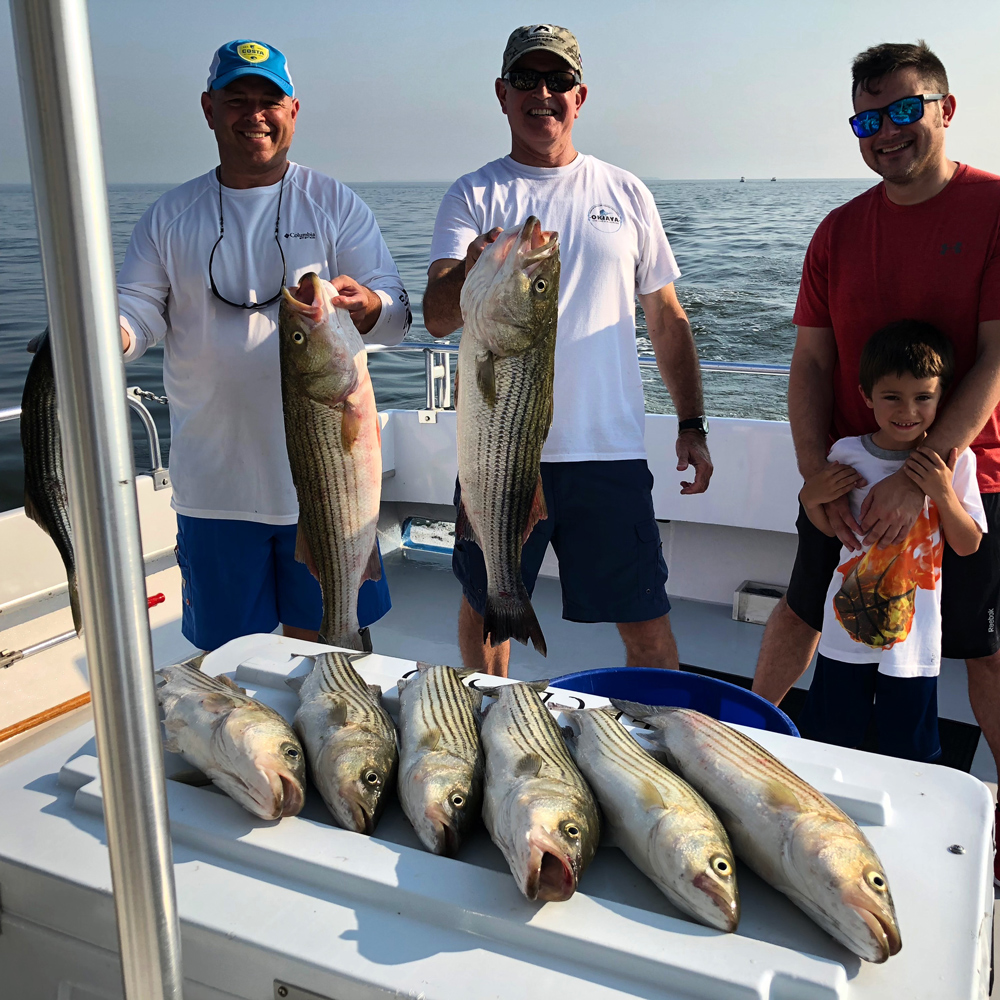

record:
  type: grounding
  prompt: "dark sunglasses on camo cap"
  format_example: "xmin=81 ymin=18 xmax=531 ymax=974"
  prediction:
xmin=848 ymin=93 xmax=946 ymax=139
xmin=503 ymin=68 xmax=581 ymax=92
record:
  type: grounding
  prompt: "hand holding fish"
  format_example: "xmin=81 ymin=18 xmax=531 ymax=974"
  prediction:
xmin=465 ymin=227 xmax=503 ymax=275
xmin=676 ymin=432 xmax=713 ymax=495
xmin=329 ymin=275 xmax=382 ymax=334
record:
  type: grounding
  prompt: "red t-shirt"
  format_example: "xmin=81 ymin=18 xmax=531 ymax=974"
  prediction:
xmin=793 ymin=164 xmax=1000 ymax=492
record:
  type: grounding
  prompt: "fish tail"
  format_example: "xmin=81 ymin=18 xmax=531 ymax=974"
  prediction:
xmin=68 ymin=569 xmax=82 ymax=635
xmin=483 ymin=593 xmax=547 ymax=657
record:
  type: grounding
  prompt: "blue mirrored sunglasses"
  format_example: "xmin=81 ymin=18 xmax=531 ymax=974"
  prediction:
xmin=849 ymin=94 xmax=945 ymax=139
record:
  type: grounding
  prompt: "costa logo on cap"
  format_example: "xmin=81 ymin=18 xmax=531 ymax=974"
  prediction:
xmin=237 ymin=42 xmax=270 ymax=63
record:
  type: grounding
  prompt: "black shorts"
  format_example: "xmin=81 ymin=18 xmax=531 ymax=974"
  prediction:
xmin=786 ymin=493 xmax=1000 ymax=660
xmin=453 ymin=459 xmax=671 ymax=624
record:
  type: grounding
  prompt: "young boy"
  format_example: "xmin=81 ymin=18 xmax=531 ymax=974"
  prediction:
xmin=797 ymin=320 xmax=987 ymax=762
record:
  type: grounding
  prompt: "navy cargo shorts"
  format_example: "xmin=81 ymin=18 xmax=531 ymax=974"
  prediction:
xmin=453 ymin=459 xmax=670 ymax=624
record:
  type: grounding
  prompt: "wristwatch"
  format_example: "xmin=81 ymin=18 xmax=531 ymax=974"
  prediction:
xmin=678 ymin=416 xmax=709 ymax=435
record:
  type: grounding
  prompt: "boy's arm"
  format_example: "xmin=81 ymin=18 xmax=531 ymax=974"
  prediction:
xmin=904 ymin=447 xmax=983 ymax=556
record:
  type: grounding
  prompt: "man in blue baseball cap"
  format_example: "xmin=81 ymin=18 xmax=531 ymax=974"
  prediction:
xmin=116 ymin=40 xmax=412 ymax=653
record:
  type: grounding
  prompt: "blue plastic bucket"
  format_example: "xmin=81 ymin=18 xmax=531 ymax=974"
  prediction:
xmin=550 ymin=667 xmax=799 ymax=737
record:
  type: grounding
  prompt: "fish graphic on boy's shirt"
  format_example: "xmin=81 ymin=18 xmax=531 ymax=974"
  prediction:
xmin=833 ymin=504 xmax=942 ymax=650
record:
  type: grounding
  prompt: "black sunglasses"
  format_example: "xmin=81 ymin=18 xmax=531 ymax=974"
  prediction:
xmin=503 ymin=69 xmax=581 ymax=93
xmin=209 ymin=167 xmax=287 ymax=309
xmin=848 ymin=94 xmax=945 ymax=139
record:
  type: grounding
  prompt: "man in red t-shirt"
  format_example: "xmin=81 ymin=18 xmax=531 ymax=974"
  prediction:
xmin=751 ymin=40 xmax=1000 ymax=863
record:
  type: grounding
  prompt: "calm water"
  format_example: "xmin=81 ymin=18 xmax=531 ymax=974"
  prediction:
xmin=0 ymin=176 xmax=874 ymax=512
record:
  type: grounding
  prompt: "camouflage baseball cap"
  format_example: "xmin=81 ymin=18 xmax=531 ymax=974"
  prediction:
xmin=501 ymin=24 xmax=582 ymax=78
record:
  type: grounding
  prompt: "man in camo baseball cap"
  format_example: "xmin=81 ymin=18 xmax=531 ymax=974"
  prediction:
xmin=501 ymin=24 xmax=582 ymax=77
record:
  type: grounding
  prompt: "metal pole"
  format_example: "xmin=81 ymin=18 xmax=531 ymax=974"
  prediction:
xmin=9 ymin=2 xmax=183 ymax=998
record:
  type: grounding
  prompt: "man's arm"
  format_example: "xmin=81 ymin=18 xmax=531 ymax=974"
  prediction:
xmin=423 ymin=228 xmax=504 ymax=338
xmin=639 ymin=284 xmax=712 ymax=494
xmin=788 ymin=325 xmax=864 ymax=549
xmin=860 ymin=319 xmax=1000 ymax=546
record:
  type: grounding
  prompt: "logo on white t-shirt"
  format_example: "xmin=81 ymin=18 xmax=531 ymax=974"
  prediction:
xmin=588 ymin=204 xmax=622 ymax=232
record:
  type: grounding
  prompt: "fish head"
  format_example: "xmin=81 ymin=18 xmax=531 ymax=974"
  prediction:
xmin=652 ymin=813 xmax=740 ymax=932
xmin=460 ymin=217 xmax=560 ymax=355
xmin=316 ymin=731 xmax=397 ymax=834
xmin=788 ymin=815 xmax=902 ymax=962
xmin=279 ymin=272 xmax=364 ymax=405
xmin=406 ymin=758 xmax=480 ymax=856
xmin=508 ymin=781 xmax=599 ymax=902
xmin=214 ymin=711 xmax=307 ymax=820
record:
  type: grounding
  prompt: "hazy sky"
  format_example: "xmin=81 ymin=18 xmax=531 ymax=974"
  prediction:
xmin=2 ymin=0 xmax=999 ymax=184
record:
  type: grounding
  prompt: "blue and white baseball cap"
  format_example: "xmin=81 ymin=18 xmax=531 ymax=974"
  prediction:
xmin=206 ymin=40 xmax=294 ymax=97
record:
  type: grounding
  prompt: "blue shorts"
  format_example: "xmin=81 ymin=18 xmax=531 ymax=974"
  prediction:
xmin=175 ymin=514 xmax=391 ymax=651
xmin=453 ymin=459 xmax=670 ymax=625
xmin=798 ymin=653 xmax=941 ymax=763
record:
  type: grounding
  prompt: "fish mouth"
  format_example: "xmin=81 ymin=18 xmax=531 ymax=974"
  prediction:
xmin=842 ymin=887 xmax=902 ymax=962
xmin=525 ymin=839 xmax=577 ymax=902
xmin=426 ymin=803 xmax=461 ymax=857
xmin=692 ymin=872 xmax=740 ymax=932
xmin=514 ymin=217 xmax=558 ymax=277
xmin=278 ymin=773 xmax=305 ymax=817
xmin=281 ymin=272 xmax=324 ymax=323
xmin=348 ymin=800 xmax=375 ymax=835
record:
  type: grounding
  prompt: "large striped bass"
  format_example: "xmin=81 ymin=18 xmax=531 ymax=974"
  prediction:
xmin=20 ymin=330 xmax=81 ymax=634
xmin=289 ymin=652 xmax=397 ymax=834
xmin=481 ymin=682 xmax=599 ymax=901
xmin=563 ymin=706 xmax=739 ymax=931
xmin=457 ymin=218 xmax=559 ymax=656
xmin=279 ymin=272 xmax=382 ymax=650
xmin=156 ymin=658 xmax=306 ymax=821
xmin=615 ymin=702 xmax=902 ymax=963
xmin=397 ymin=662 xmax=484 ymax=856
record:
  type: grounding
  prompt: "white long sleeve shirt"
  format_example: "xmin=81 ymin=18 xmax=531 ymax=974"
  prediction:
xmin=118 ymin=162 xmax=409 ymax=524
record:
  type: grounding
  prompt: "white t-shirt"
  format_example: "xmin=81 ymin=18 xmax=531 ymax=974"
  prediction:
xmin=817 ymin=435 xmax=987 ymax=677
xmin=429 ymin=154 xmax=680 ymax=461
xmin=118 ymin=163 xmax=410 ymax=524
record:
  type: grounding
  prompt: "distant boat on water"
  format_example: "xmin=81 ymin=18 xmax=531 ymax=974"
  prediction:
xmin=740 ymin=176 xmax=745 ymax=183
xmin=771 ymin=176 xmax=777 ymax=182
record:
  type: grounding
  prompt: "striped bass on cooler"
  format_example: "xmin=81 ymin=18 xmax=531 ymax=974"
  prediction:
xmin=562 ymin=706 xmax=739 ymax=931
xmin=456 ymin=217 xmax=559 ymax=656
xmin=397 ymin=662 xmax=484 ymax=856
xmin=288 ymin=652 xmax=397 ymax=834
xmin=480 ymin=681 xmax=599 ymax=901
xmin=614 ymin=702 xmax=902 ymax=963
xmin=279 ymin=272 xmax=382 ymax=650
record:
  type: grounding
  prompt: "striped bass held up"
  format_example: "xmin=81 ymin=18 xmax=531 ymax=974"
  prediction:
xmin=480 ymin=681 xmax=599 ymax=901
xmin=457 ymin=217 xmax=559 ymax=656
xmin=288 ymin=652 xmax=398 ymax=834
xmin=396 ymin=662 xmax=484 ymax=856
xmin=279 ymin=272 xmax=382 ymax=650
xmin=562 ymin=706 xmax=739 ymax=932
xmin=614 ymin=703 xmax=902 ymax=963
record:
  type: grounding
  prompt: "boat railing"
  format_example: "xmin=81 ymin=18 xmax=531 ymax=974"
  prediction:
xmin=0 ymin=343 xmax=791 ymax=456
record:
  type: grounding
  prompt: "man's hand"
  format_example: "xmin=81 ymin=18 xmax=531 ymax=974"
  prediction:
xmin=330 ymin=275 xmax=382 ymax=335
xmin=676 ymin=431 xmax=713 ymax=494
xmin=465 ymin=227 xmax=503 ymax=275
xmin=859 ymin=466 xmax=925 ymax=548
xmin=820 ymin=494 xmax=864 ymax=550
xmin=905 ymin=446 xmax=958 ymax=504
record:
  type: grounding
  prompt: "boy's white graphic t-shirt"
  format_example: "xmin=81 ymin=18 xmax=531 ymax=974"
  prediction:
xmin=429 ymin=154 xmax=681 ymax=462
xmin=817 ymin=435 xmax=987 ymax=678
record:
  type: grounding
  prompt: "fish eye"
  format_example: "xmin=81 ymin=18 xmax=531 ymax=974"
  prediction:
xmin=711 ymin=856 xmax=731 ymax=876
xmin=284 ymin=746 xmax=300 ymax=759
xmin=363 ymin=770 xmax=380 ymax=786
xmin=865 ymin=870 xmax=887 ymax=892
xmin=450 ymin=793 xmax=465 ymax=808
xmin=292 ymin=331 xmax=305 ymax=344
xmin=563 ymin=822 xmax=580 ymax=839
xmin=533 ymin=278 xmax=547 ymax=293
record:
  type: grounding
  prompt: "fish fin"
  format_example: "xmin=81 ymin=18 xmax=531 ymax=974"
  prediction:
xmin=454 ymin=501 xmax=477 ymax=545
xmin=764 ymin=779 xmax=801 ymax=812
xmin=483 ymin=595 xmax=547 ymax=657
xmin=514 ymin=753 xmax=544 ymax=778
xmin=522 ymin=679 xmax=550 ymax=692
xmin=521 ymin=476 xmax=548 ymax=544
xmin=293 ymin=525 xmax=320 ymax=581
xmin=635 ymin=777 xmax=666 ymax=812
xmin=26 ymin=330 xmax=48 ymax=354
xmin=609 ymin=699 xmax=672 ymax=724
xmin=341 ymin=399 xmax=363 ymax=451
xmin=417 ymin=728 xmax=442 ymax=752
xmin=163 ymin=735 xmax=181 ymax=753
xmin=285 ymin=661 xmax=314 ymax=695
xmin=367 ymin=683 xmax=383 ymax=699
xmin=475 ymin=351 xmax=497 ymax=407
xmin=202 ymin=692 xmax=237 ymax=714
xmin=185 ymin=653 xmax=208 ymax=671
xmin=67 ymin=570 xmax=83 ymax=635
xmin=214 ymin=674 xmax=246 ymax=694
xmin=325 ymin=696 xmax=350 ymax=727
xmin=361 ymin=541 xmax=382 ymax=583
xmin=467 ymin=686 xmax=485 ymax=717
